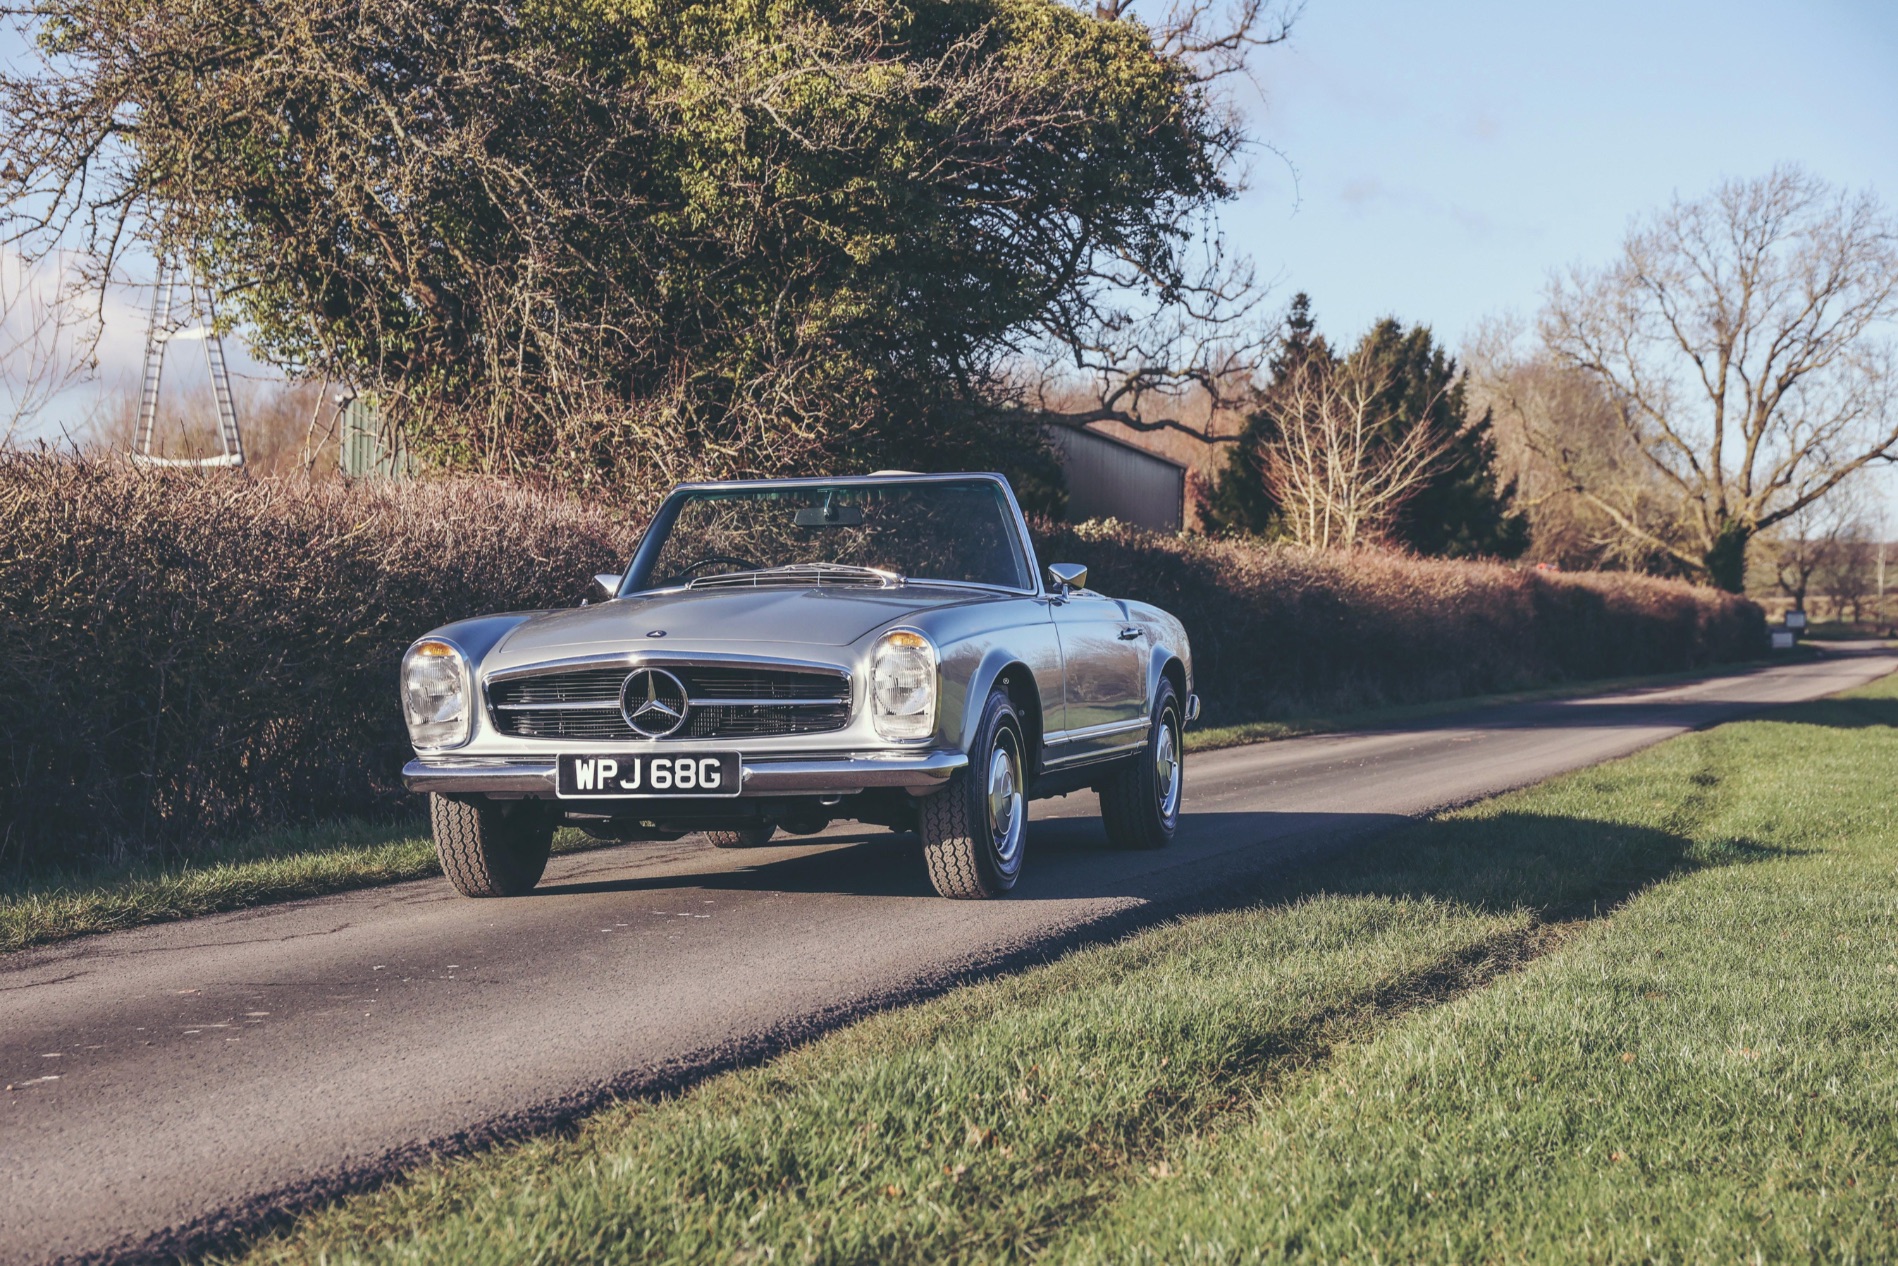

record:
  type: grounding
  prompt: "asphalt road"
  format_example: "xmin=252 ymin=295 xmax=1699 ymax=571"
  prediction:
xmin=4 ymin=650 xmax=1893 ymax=1265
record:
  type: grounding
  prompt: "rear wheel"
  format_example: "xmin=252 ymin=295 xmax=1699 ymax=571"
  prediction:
xmin=430 ymin=795 xmax=554 ymax=897
xmin=704 ymin=823 xmax=777 ymax=849
xmin=1100 ymin=677 xmax=1183 ymax=850
xmin=920 ymin=688 xmax=1027 ymax=899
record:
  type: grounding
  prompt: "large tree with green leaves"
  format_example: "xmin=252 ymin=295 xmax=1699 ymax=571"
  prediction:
xmin=1 ymin=0 xmax=1286 ymax=493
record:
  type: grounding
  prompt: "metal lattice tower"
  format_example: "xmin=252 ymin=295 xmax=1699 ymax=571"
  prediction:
xmin=131 ymin=256 xmax=245 ymax=468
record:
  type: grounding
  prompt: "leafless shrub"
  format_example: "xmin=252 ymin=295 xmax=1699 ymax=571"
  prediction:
xmin=1754 ymin=478 xmax=1870 ymax=614
xmin=1820 ymin=525 xmax=1881 ymax=625
xmin=1257 ymin=355 xmax=1452 ymax=549
xmin=84 ymin=377 xmax=341 ymax=475
xmin=1466 ymin=318 xmax=1689 ymax=573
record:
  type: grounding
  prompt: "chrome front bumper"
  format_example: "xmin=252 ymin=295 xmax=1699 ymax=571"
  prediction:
xmin=402 ymin=750 xmax=969 ymax=798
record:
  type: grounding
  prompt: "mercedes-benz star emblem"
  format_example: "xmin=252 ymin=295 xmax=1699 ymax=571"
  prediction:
xmin=620 ymin=668 xmax=690 ymax=738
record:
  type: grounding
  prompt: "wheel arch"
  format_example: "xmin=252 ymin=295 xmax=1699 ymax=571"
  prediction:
xmin=958 ymin=651 xmax=1044 ymax=768
xmin=1151 ymin=647 xmax=1189 ymax=718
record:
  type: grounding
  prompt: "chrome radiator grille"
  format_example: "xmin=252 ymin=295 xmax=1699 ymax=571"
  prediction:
xmin=489 ymin=664 xmax=851 ymax=741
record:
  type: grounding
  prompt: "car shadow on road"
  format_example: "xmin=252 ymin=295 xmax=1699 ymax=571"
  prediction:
xmin=533 ymin=808 xmax=1352 ymax=902
xmin=534 ymin=793 xmax=1797 ymax=923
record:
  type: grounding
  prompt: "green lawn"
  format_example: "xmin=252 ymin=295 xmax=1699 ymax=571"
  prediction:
xmin=219 ymin=673 xmax=1898 ymax=1264
xmin=0 ymin=660 xmax=1776 ymax=955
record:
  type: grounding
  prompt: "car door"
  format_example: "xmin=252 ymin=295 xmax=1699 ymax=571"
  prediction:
xmin=1048 ymin=589 xmax=1147 ymax=763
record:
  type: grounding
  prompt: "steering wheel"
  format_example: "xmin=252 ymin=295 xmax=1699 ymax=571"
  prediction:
xmin=666 ymin=554 xmax=761 ymax=585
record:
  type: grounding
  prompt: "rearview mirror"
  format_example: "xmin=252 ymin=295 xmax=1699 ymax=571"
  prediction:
xmin=1047 ymin=562 xmax=1088 ymax=595
xmin=794 ymin=503 xmax=864 ymax=527
xmin=590 ymin=573 xmax=623 ymax=603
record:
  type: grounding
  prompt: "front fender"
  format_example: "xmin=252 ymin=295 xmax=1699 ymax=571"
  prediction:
xmin=949 ymin=645 xmax=1046 ymax=756
xmin=410 ymin=611 xmax=542 ymax=673
xmin=1144 ymin=643 xmax=1183 ymax=706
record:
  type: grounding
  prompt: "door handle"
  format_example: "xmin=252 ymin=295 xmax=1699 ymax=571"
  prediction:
xmin=1117 ymin=626 xmax=1142 ymax=640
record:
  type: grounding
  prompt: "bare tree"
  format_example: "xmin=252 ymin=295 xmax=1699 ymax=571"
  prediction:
xmin=1261 ymin=355 xmax=1451 ymax=550
xmin=0 ymin=249 xmax=91 ymax=446
xmin=1539 ymin=167 xmax=1898 ymax=591
xmin=1465 ymin=318 xmax=1683 ymax=571
xmin=1759 ymin=484 xmax=1863 ymax=613
xmin=1822 ymin=521 xmax=1880 ymax=625
xmin=1005 ymin=0 xmax=1300 ymax=448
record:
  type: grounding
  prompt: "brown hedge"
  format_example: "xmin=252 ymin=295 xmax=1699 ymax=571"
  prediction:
xmin=0 ymin=456 xmax=635 ymax=872
xmin=1037 ymin=520 xmax=1766 ymax=724
xmin=0 ymin=457 xmax=1764 ymax=874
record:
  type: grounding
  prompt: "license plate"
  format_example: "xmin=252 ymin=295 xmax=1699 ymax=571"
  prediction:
xmin=556 ymin=752 xmax=742 ymax=798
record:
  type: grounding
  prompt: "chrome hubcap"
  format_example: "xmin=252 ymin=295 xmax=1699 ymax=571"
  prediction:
xmin=1155 ymin=711 xmax=1181 ymax=819
xmin=987 ymin=736 xmax=1025 ymax=867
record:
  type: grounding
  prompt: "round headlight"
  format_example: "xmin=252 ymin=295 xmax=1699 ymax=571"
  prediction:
xmin=402 ymin=639 xmax=471 ymax=750
xmin=871 ymin=629 xmax=937 ymax=740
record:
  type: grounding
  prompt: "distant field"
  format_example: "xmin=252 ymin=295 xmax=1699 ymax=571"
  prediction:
xmin=219 ymin=673 xmax=1898 ymax=1264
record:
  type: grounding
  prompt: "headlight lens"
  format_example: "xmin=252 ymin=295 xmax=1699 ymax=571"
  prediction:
xmin=871 ymin=629 xmax=937 ymax=740
xmin=402 ymin=639 xmax=471 ymax=750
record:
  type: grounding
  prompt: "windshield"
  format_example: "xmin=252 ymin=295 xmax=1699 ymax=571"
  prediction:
xmin=633 ymin=479 xmax=1032 ymax=592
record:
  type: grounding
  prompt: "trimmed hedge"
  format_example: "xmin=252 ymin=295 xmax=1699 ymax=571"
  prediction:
xmin=0 ymin=457 xmax=633 ymax=871
xmin=1041 ymin=520 xmax=1765 ymax=725
xmin=0 ymin=457 xmax=1763 ymax=873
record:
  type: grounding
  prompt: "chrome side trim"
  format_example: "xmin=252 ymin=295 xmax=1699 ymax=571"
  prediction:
xmin=1043 ymin=717 xmax=1151 ymax=747
xmin=1041 ymin=738 xmax=1148 ymax=769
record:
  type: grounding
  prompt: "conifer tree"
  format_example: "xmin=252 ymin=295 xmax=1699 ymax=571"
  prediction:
xmin=1208 ymin=298 xmax=1527 ymax=558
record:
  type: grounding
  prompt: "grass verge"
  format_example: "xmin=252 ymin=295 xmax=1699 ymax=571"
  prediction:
xmin=5 ymin=660 xmax=1778 ymax=956
xmin=0 ymin=821 xmax=603 ymax=954
xmin=216 ymin=674 xmax=1898 ymax=1263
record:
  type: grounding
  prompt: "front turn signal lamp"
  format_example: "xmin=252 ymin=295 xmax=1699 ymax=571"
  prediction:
xmin=401 ymin=638 xmax=472 ymax=750
xmin=871 ymin=629 xmax=937 ymax=741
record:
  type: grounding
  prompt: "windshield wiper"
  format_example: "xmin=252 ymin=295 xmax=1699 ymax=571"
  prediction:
xmin=687 ymin=563 xmax=905 ymax=590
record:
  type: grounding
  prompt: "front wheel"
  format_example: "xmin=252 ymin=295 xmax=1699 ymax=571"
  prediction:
xmin=1100 ymin=677 xmax=1183 ymax=850
xmin=431 ymin=795 xmax=555 ymax=896
xmin=920 ymin=688 xmax=1028 ymax=899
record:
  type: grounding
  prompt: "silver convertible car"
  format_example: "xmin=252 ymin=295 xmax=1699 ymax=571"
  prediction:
xmin=400 ymin=472 xmax=1197 ymax=899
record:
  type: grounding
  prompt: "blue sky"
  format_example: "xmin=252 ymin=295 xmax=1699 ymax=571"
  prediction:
xmin=1220 ymin=0 xmax=1897 ymax=348
xmin=1210 ymin=0 xmax=1898 ymax=520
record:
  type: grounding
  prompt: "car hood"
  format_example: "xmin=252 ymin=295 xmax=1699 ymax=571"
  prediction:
xmin=490 ymin=585 xmax=998 ymax=663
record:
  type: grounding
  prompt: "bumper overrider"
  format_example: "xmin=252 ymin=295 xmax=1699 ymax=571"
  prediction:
xmin=403 ymin=749 xmax=969 ymax=798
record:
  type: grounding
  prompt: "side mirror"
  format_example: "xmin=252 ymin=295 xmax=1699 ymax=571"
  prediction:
xmin=1047 ymin=562 xmax=1088 ymax=596
xmin=590 ymin=573 xmax=623 ymax=604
